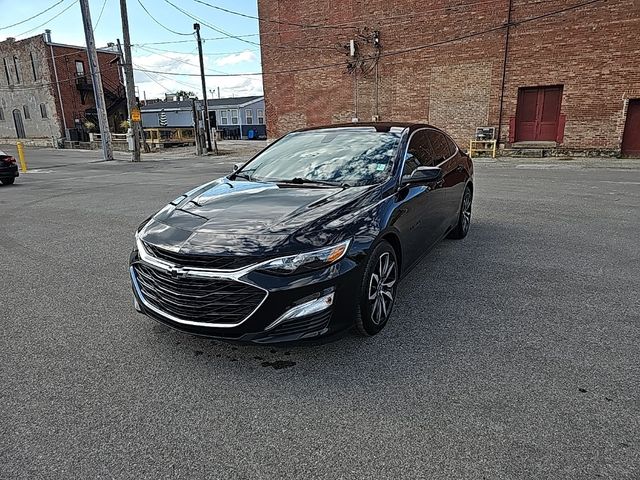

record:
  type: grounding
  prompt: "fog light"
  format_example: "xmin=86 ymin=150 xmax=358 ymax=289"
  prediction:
xmin=265 ymin=292 xmax=334 ymax=331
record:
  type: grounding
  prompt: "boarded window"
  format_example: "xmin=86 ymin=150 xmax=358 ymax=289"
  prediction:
xmin=40 ymin=103 xmax=48 ymax=118
xmin=3 ymin=58 xmax=11 ymax=85
xmin=23 ymin=104 xmax=30 ymax=119
xmin=30 ymin=52 xmax=39 ymax=80
xmin=75 ymin=60 xmax=85 ymax=76
xmin=13 ymin=56 xmax=20 ymax=84
xmin=245 ymin=109 xmax=253 ymax=125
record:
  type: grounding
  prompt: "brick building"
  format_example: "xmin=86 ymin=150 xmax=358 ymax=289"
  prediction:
xmin=0 ymin=31 xmax=126 ymax=145
xmin=258 ymin=0 xmax=640 ymax=155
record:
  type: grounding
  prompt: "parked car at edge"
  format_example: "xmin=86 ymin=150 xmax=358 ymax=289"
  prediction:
xmin=130 ymin=123 xmax=474 ymax=344
xmin=0 ymin=150 xmax=19 ymax=185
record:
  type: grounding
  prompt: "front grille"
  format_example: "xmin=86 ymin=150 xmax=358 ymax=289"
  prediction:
xmin=269 ymin=310 xmax=332 ymax=337
xmin=144 ymin=242 xmax=261 ymax=270
xmin=133 ymin=263 xmax=266 ymax=325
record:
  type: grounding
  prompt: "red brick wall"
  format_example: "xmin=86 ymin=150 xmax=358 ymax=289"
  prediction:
xmin=47 ymin=45 xmax=121 ymax=133
xmin=258 ymin=0 xmax=640 ymax=151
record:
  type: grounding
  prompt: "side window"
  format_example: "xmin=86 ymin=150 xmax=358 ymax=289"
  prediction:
xmin=426 ymin=131 xmax=452 ymax=163
xmin=403 ymin=130 xmax=434 ymax=177
xmin=445 ymin=135 xmax=458 ymax=157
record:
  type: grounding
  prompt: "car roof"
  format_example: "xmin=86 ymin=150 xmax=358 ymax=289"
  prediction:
xmin=292 ymin=122 xmax=441 ymax=134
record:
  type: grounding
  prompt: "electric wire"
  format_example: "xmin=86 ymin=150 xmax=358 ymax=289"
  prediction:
xmin=0 ymin=0 xmax=66 ymax=30
xmin=134 ymin=0 xmax=609 ymax=78
xmin=93 ymin=0 xmax=109 ymax=31
xmin=15 ymin=0 xmax=79 ymax=38
xmin=137 ymin=0 xmax=193 ymax=36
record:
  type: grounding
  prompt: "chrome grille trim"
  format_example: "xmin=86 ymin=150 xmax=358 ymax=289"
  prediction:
xmin=130 ymin=264 xmax=268 ymax=328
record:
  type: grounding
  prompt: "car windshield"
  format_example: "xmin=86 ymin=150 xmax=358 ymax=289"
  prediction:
xmin=236 ymin=128 xmax=402 ymax=186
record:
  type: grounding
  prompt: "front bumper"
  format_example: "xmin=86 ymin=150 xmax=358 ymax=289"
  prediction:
xmin=129 ymin=248 xmax=364 ymax=344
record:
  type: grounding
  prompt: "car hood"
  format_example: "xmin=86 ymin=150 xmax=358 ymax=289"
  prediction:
xmin=140 ymin=178 xmax=376 ymax=256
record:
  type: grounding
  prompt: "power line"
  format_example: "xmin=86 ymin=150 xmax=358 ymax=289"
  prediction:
xmin=0 ymin=0 xmax=65 ymax=30
xmin=137 ymin=0 xmax=193 ymax=36
xmin=139 ymin=44 xmax=259 ymax=57
xmin=191 ymin=0 xmax=356 ymax=30
xmin=134 ymin=0 xmax=608 ymax=78
xmin=134 ymin=44 xmax=256 ymax=77
xmin=0 ymin=61 xmax=120 ymax=91
xmin=93 ymin=0 xmax=109 ymax=31
xmin=163 ymin=0 xmax=336 ymax=51
xmin=15 ymin=0 xmax=79 ymax=38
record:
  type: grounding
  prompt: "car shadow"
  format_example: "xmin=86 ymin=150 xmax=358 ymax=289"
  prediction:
xmin=139 ymin=217 xmax=516 ymax=389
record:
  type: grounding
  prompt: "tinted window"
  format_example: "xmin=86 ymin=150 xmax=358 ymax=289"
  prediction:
xmin=445 ymin=135 xmax=458 ymax=157
xmin=426 ymin=131 xmax=452 ymax=163
xmin=238 ymin=128 xmax=401 ymax=186
xmin=403 ymin=130 xmax=434 ymax=176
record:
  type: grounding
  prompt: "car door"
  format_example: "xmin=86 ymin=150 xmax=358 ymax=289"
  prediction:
xmin=394 ymin=129 xmax=446 ymax=268
xmin=443 ymin=134 xmax=468 ymax=223
xmin=424 ymin=129 xmax=459 ymax=234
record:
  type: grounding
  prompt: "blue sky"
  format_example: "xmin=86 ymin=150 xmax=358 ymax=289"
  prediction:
xmin=0 ymin=0 xmax=264 ymax=99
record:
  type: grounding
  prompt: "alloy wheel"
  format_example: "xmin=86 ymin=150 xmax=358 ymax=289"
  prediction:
xmin=461 ymin=189 xmax=472 ymax=234
xmin=368 ymin=252 xmax=397 ymax=325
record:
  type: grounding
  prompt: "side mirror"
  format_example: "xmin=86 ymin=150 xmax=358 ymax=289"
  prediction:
xmin=402 ymin=166 xmax=443 ymax=185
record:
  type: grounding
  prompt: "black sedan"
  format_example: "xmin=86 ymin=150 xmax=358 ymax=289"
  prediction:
xmin=130 ymin=123 xmax=473 ymax=343
xmin=0 ymin=149 xmax=19 ymax=185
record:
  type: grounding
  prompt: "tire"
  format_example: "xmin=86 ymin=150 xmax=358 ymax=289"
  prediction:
xmin=355 ymin=240 xmax=399 ymax=336
xmin=1 ymin=177 xmax=15 ymax=185
xmin=448 ymin=185 xmax=472 ymax=240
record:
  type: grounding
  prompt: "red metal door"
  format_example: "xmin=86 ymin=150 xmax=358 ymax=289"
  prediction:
xmin=622 ymin=100 xmax=640 ymax=157
xmin=516 ymin=86 xmax=563 ymax=142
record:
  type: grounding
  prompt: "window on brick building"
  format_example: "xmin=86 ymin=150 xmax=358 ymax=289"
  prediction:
xmin=245 ymin=109 xmax=253 ymax=125
xmin=257 ymin=109 xmax=264 ymax=124
xmin=3 ymin=58 xmax=12 ymax=85
xmin=231 ymin=109 xmax=239 ymax=124
xmin=40 ymin=103 xmax=48 ymax=118
xmin=75 ymin=60 xmax=85 ymax=76
xmin=30 ymin=52 xmax=39 ymax=80
xmin=13 ymin=56 xmax=21 ymax=84
xmin=23 ymin=105 xmax=30 ymax=119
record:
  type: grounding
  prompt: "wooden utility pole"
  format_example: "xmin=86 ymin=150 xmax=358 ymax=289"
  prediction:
xmin=79 ymin=0 xmax=113 ymax=160
xmin=119 ymin=0 xmax=142 ymax=161
xmin=194 ymin=23 xmax=213 ymax=152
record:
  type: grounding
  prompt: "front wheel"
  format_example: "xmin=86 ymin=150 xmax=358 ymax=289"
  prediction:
xmin=355 ymin=241 xmax=399 ymax=336
xmin=448 ymin=185 xmax=472 ymax=239
xmin=1 ymin=178 xmax=15 ymax=185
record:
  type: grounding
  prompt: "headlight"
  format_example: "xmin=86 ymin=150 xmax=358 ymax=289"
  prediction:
xmin=257 ymin=239 xmax=351 ymax=275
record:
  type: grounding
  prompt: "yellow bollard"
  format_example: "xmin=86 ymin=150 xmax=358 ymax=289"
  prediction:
xmin=16 ymin=142 xmax=27 ymax=172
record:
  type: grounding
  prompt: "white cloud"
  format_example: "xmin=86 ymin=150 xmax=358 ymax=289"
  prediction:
xmin=215 ymin=50 xmax=257 ymax=67
xmin=132 ymin=51 xmax=263 ymax=100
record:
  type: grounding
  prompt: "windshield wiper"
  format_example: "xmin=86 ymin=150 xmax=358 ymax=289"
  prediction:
xmin=277 ymin=177 xmax=343 ymax=188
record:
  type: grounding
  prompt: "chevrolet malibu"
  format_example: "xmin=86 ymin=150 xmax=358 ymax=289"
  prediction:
xmin=130 ymin=123 xmax=473 ymax=343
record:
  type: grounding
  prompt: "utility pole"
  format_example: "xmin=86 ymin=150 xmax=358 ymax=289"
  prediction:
xmin=194 ymin=23 xmax=213 ymax=152
xmin=79 ymin=0 xmax=113 ymax=160
xmin=119 ymin=0 xmax=142 ymax=161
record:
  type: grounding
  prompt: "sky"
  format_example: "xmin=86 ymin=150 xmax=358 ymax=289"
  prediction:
xmin=0 ymin=0 xmax=264 ymax=100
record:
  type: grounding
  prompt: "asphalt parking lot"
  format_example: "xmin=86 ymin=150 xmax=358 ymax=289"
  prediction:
xmin=1 ymin=145 xmax=639 ymax=479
